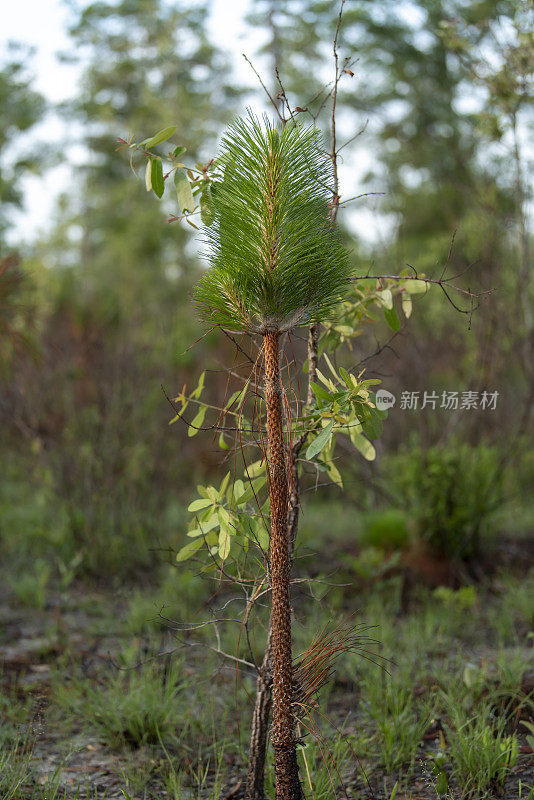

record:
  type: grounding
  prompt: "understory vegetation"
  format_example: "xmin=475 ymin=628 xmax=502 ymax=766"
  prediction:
xmin=1 ymin=486 xmax=533 ymax=798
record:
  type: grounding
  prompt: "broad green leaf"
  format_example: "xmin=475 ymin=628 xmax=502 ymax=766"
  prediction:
xmin=360 ymin=406 xmax=383 ymax=440
xmin=218 ymin=525 xmax=231 ymax=560
xmin=218 ymin=432 xmax=230 ymax=450
xmin=404 ymin=279 xmax=429 ymax=295
xmin=174 ymin=168 xmax=195 ymax=213
xmin=199 ymin=562 xmax=217 ymax=574
xmin=384 ymin=305 xmax=400 ymax=332
xmin=325 ymin=459 xmax=343 ymax=488
xmin=206 ymin=485 xmax=219 ymax=503
xmin=188 ymin=405 xmax=207 ymax=437
xmin=144 ymin=126 xmax=177 ymax=148
xmin=144 ymin=159 xmax=152 ymax=191
xmin=362 ymin=379 xmax=381 ymax=387
xmin=224 ymin=382 xmax=249 ymax=413
xmin=377 ymin=288 xmax=393 ymax=309
xmin=246 ymin=460 xmax=266 ymax=478
xmin=188 ymin=497 xmax=213 ymax=512
xmin=306 ymin=420 xmax=335 ymax=460
xmin=217 ymin=506 xmax=231 ymax=526
xmin=257 ymin=528 xmax=269 ymax=550
xmin=323 ymin=353 xmax=339 ymax=382
xmin=349 ymin=430 xmax=376 ymax=461
xmin=200 ymin=186 xmax=215 ymax=225
xmin=230 ymin=479 xmax=245 ymax=503
xmin=339 ymin=366 xmax=353 ymax=390
xmin=242 ymin=518 xmax=267 ymax=550
xmin=402 ymin=294 xmax=412 ymax=318
xmin=151 ymin=157 xmax=164 ymax=198
xmin=187 ymin=517 xmax=219 ymax=537
xmin=316 ymin=369 xmax=337 ymax=392
xmin=333 ymin=325 xmax=354 ymax=337
xmin=311 ymin=382 xmax=332 ymax=403
xmin=176 ymin=537 xmax=204 ymax=562
xmin=237 ymin=476 xmax=266 ymax=505
xmin=218 ymin=471 xmax=230 ymax=499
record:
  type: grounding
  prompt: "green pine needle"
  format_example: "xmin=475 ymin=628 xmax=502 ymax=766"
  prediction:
xmin=194 ymin=112 xmax=353 ymax=333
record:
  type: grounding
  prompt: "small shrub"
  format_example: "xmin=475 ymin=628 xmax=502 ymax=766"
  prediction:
xmin=385 ymin=440 xmax=503 ymax=560
xmin=9 ymin=559 xmax=50 ymax=609
xmin=434 ymin=586 xmax=477 ymax=612
xmin=345 ymin=547 xmax=401 ymax=580
xmin=361 ymin=508 xmax=410 ymax=550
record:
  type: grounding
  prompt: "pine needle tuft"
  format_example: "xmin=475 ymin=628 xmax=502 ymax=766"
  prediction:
xmin=194 ymin=112 xmax=353 ymax=333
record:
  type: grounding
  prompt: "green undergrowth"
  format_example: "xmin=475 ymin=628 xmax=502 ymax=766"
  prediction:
xmin=54 ymin=657 xmax=191 ymax=748
xmin=1 ymin=493 xmax=533 ymax=799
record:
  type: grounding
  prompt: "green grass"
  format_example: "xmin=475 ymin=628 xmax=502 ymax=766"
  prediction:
xmin=0 ymin=738 xmax=109 ymax=800
xmin=122 ymin=567 xmax=205 ymax=636
xmin=55 ymin=656 xmax=191 ymax=748
xmin=445 ymin=705 xmax=519 ymax=797
xmin=0 ymin=740 xmax=34 ymax=800
xmin=1 ymin=494 xmax=533 ymax=798
xmin=264 ymin=731 xmax=362 ymax=799
xmin=363 ymin=679 xmax=434 ymax=774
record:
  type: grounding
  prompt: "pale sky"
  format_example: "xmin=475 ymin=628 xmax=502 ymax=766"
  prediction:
xmin=9 ymin=1 xmax=530 ymax=253
xmin=2 ymin=0 xmax=390 ymax=250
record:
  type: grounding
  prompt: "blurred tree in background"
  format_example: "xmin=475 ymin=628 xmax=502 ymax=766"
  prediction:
xmin=1 ymin=1 xmax=240 ymax=579
xmin=58 ymin=0 xmax=237 ymax=318
xmin=0 ymin=0 xmax=532 ymax=583
xmin=0 ymin=43 xmax=45 ymax=250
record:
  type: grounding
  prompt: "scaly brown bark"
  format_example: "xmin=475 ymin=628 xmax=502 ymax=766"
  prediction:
xmin=245 ymin=325 xmax=316 ymax=800
xmin=263 ymin=331 xmax=303 ymax=800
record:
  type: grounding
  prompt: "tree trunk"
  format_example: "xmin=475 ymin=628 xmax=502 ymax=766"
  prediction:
xmin=263 ymin=331 xmax=303 ymax=800
xmin=245 ymin=325 xmax=317 ymax=799
xmin=245 ymin=630 xmax=273 ymax=800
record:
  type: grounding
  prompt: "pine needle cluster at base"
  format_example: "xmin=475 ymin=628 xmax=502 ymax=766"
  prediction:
xmin=194 ymin=112 xmax=353 ymax=334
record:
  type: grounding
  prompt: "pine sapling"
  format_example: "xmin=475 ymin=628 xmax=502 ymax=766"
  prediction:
xmin=194 ymin=113 xmax=352 ymax=800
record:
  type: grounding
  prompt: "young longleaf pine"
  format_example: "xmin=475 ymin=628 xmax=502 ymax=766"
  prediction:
xmin=195 ymin=114 xmax=352 ymax=333
xmin=195 ymin=113 xmax=352 ymax=800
